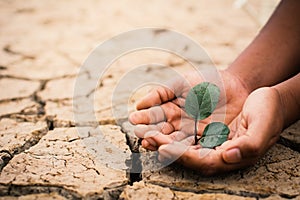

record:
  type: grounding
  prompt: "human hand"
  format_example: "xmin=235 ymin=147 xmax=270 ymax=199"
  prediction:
xmin=129 ymin=70 xmax=249 ymax=150
xmin=144 ymin=87 xmax=284 ymax=175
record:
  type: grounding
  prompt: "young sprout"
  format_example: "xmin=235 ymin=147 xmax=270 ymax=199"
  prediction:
xmin=185 ymin=82 xmax=230 ymax=148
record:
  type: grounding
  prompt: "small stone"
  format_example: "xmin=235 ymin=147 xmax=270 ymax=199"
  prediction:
xmin=0 ymin=78 xmax=40 ymax=101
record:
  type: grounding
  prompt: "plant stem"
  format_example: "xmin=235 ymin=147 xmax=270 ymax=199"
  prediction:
xmin=194 ymin=117 xmax=198 ymax=145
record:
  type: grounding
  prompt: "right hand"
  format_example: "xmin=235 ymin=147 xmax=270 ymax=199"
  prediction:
xmin=141 ymin=87 xmax=284 ymax=175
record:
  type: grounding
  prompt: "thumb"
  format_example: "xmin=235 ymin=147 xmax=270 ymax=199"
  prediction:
xmin=136 ymin=78 xmax=185 ymax=110
xmin=221 ymin=135 xmax=263 ymax=164
xmin=222 ymin=147 xmax=242 ymax=163
xmin=136 ymin=86 xmax=173 ymax=110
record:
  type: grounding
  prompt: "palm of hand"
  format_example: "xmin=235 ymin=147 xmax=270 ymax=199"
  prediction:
xmin=129 ymin=70 xmax=249 ymax=150
xmin=223 ymin=87 xmax=284 ymax=164
xmin=154 ymin=87 xmax=283 ymax=175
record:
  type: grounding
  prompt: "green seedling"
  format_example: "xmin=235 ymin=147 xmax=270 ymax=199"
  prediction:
xmin=185 ymin=82 xmax=230 ymax=148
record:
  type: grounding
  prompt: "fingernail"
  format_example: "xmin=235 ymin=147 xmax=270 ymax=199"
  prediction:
xmin=224 ymin=148 xmax=241 ymax=163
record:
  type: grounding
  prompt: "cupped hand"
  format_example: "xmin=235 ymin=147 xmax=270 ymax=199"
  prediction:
xmin=129 ymin=70 xmax=249 ymax=150
xmin=145 ymin=87 xmax=284 ymax=175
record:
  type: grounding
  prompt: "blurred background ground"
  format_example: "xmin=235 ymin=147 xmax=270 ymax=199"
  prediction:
xmin=1 ymin=1 xmax=299 ymax=200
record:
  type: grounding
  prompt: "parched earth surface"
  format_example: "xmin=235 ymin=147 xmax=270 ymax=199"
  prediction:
xmin=1 ymin=0 xmax=299 ymax=200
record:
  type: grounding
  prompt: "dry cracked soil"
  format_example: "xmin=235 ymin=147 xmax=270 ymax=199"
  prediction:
xmin=0 ymin=0 xmax=299 ymax=200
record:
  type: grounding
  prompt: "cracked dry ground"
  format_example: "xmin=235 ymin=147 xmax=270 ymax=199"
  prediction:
xmin=0 ymin=0 xmax=299 ymax=200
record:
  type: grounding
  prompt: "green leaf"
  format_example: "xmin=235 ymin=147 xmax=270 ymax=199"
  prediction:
xmin=185 ymin=82 xmax=220 ymax=120
xmin=199 ymin=122 xmax=230 ymax=148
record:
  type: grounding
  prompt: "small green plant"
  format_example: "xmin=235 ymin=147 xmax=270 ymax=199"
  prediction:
xmin=185 ymin=82 xmax=230 ymax=148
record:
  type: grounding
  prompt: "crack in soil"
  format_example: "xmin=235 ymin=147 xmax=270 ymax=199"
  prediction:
xmin=149 ymin=181 xmax=271 ymax=199
xmin=119 ymin=122 xmax=143 ymax=186
xmin=0 ymin=66 xmax=7 ymax=70
xmin=0 ymin=125 xmax=48 ymax=172
xmin=0 ymin=71 xmax=80 ymax=82
xmin=3 ymin=45 xmax=35 ymax=60
xmin=0 ymin=184 xmax=82 ymax=199
xmin=0 ymin=79 xmax=49 ymax=172
xmin=1 ymin=74 xmax=298 ymax=199
xmin=0 ymin=151 xmax=12 ymax=172
xmin=278 ymin=136 xmax=300 ymax=153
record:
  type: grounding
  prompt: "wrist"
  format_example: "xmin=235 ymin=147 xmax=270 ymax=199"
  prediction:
xmin=272 ymin=74 xmax=300 ymax=128
xmin=271 ymin=86 xmax=287 ymax=127
xmin=223 ymin=68 xmax=252 ymax=95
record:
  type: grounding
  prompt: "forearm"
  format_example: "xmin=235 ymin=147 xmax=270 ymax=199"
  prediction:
xmin=226 ymin=0 xmax=300 ymax=93
xmin=273 ymin=73 xmax=300 ymax=128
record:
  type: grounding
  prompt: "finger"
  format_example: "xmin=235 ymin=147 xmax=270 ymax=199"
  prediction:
xmin=144 ymin=131 xmax=174 ymax=146
xmin=157 ymin=142 xmax=213 ymax=166
xmin=158 ymin=122 xmax=175 ymax=135
xmin=141 ymin=131 xmax=185 ymax=152
xmin=129 ymin=106 xmax=166 ymax=125
xmin=157 ymin=135 xmax=201 ymax=163
xmin=145 ymin=130 xmax=191 ymax=147
xmin=157 ymin=141 xmax=247 ymax=175
xmin=171 ymin=97 xmax=185 ymax=108
xmin=176 ymin=148 xmax=237 ymax=175
xmin=221 ymin=135 xmax=267 ymax=165
xmin=134 ymin=122 xmax=174 ymax=138
xmin=134 ymin=125 xmax=154 ymax=138
xmin=136 ymin=76 xmax=189 ymax=110
xmin=158 ymin=141 xmax=189 ymax=162
xmin=141 ymin=139 xmax=158 ymax=151
xmin=160 ymin=101 xmax=185 ymax=124
xmin=136 ymin=83 xmax=177 ymax=110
